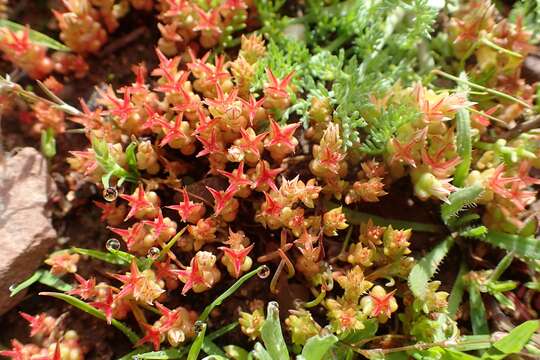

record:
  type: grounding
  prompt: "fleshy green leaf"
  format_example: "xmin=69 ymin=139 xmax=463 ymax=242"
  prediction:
xmin=0 ymin=20 xmax=71 ymax=51
xmin=298 ymin=334 xmax=339 ymax=360
xmin=408 ymin=236 xmax=455 ymax=299
xmin=260 ymin=302 xmax=289 ymax=360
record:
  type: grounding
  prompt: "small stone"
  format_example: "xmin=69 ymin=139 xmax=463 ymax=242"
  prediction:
xmin=0 ymin=148 xmax=57 ymax=315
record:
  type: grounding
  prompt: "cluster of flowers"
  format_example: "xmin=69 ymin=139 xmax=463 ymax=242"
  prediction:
xmin=0 ymin=312 xmax=84 ymax=360
xmin=157 ymin=0 xmax=252 ymax=55
xmin=0 ymin=26 xmax=88 ymax=79
xmin=39 ymin=33 xmax=450 ymax=350
xmin=448 ymin=0 xmax=535 ymax=127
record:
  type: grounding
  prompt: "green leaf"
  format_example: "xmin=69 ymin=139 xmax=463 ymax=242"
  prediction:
xmin=448 ymin=263 xmax=467 ymax=318
xmin=479 ymin=231 xmax=540 ymax=260
xmin=39 ymin=292 xmax=140 ymax=344
xmin=40 ymin=128 xmax=56 ymax=159
xmin=252 ymin=342 xmax=273 ymax=360
xmin=224 ymin=345 xmax=249 ymax=360
xmin=408 ymin=236 xmax=455 ymax=299
xmin=469 ymin=283 xmax=489 ymax=335
xmin=9 ymin=270 xmax=44 ymax=297
xmin=199 ymin=266 xmax=262 ymax=321
xmin=37 ymin=271 xmax=72 ymax=292
xmin=0 ymin=20 xmax=71 ymax=51
xmin=9 ymin=269 xmax=71 ymax=296
xmin=260 ymin=302 xmax=289 ymax=360
xmin=117 ymin=347 xmax=151 ymax=360
xmin=298 ymin=334 xmax=339 ymax=360
xmin=188 ymin=323 xmax=207 ymax=360
xmin=339 ymin=319 xmax=378 ymax=343
xmin=453 ymin=108 xmax=471 ymax=187
xmin=486 ymin=320 xmax=540 ymax=358
xmin=136 ymin=348 xmax=186 ymax=360
xmin=71 ymin=247 xmax=130 ymax=266
xmin=441 ymin=185 xmax=483 ymax=227
xmin=202 ymin=338 xmax=226 ymax=357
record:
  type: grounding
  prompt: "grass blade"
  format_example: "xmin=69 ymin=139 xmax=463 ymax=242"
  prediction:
xmin=0 ymin=20 xmax=71 ymax=51
xmin=453 ymin=108 xmax=472 ymax=187
xmin=199 ymin=266 xmax=262 ymax=321
xmin=71 ymin=247 xmax=130 ymax=266
xmin=39 ymin=292 xmax=140 ymax=344
xmin=448 ymin=262 xmax=467 ymax=318
xmin=480 ymin=231 xmax=540 ymax=260
xmin=188 ymin=322 xmax=207 ymax=360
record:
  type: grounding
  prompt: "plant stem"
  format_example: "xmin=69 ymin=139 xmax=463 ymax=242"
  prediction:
xmin=432 ymin=69 xmax=531 ymax=108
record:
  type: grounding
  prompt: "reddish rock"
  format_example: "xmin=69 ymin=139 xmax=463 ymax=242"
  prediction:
xmin=0 ymin=147 xmax=56 ymax=315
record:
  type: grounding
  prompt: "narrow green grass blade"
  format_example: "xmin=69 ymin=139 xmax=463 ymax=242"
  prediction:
xmin=40 ymin=292 xmax=140 ymax=344
xmin=0 ymin=20 xmax=71 ymax=51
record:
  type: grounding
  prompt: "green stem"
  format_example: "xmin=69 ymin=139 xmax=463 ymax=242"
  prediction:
xmin=304 ymin=290 xmax=326 ymax=308
xmin=480 ymin=37 xmax=522 ymax=59
xmin=432 ymin=69 xmax=531 ymax=108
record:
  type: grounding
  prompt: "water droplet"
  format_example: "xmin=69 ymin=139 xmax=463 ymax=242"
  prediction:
xmin=133 ymin=356 xmax=140 ymax=360
xmin=147 ymin=247 xmax=160 ymax=260
xmin=193 ymin=320 xmax=206 ymax=334
xmin=106 ymin=238 xmax=121 ymax=252
xmin=103 ymin=187 xmax=118 ymax=202
xmin=257 ymin=265 xmax=270 ymax=279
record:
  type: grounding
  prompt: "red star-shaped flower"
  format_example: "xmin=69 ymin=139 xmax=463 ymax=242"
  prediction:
xmin=252 ymin=160 xmax=283 ymax=192
xmin=174 ymin=257 xmax=209 ymax=295
xmin=219 ymin=244 xmax=254 ymax=278
xmin=166 ymin=188 xmax=205 ymax=223
xmin=119 ymin=184 xmax=153 ymax=220
xmin=264 ymin=68 xmax=294 ymax=98
xmin=68 ymin=274 xmax=97 ymax=300
xmin=19 ymin=312 xmax=50 ymax=337
xmin=265 ymin=118 xmax=300 ymax=152
xmin=142 ymin=209 xmax=167 ymax=238
xmin=136 ymin=324 xmax=162 ymax=351
xmin=155 ymin=302 xmax=182 ymax=331
xmin=240 ymin=95 xmax=265 ymax=126
xmin=206 ymin=186 xmax=235 ymax=215
xmin=218 ymin=162 xmax=252 ymax=193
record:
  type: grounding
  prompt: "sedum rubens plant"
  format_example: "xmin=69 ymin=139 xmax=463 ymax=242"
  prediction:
xmin=1 ymin=312 xmax=85 ymax=360
xmin=1 ymin=0 xmax=539 ymax=359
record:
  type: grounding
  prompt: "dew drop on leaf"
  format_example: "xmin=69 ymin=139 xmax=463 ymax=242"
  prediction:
xmin=257 ymin=265 xmax=270 ymax=279
xmin=193 ymin=320 xmax=206 ymax=334
xmin=103 ymin=187 xmax=118 ymax=202
xmin=106 ymin=238 xmax=121 ymax=252
xmin=147 ymin=247 xmax=160 ymax=259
